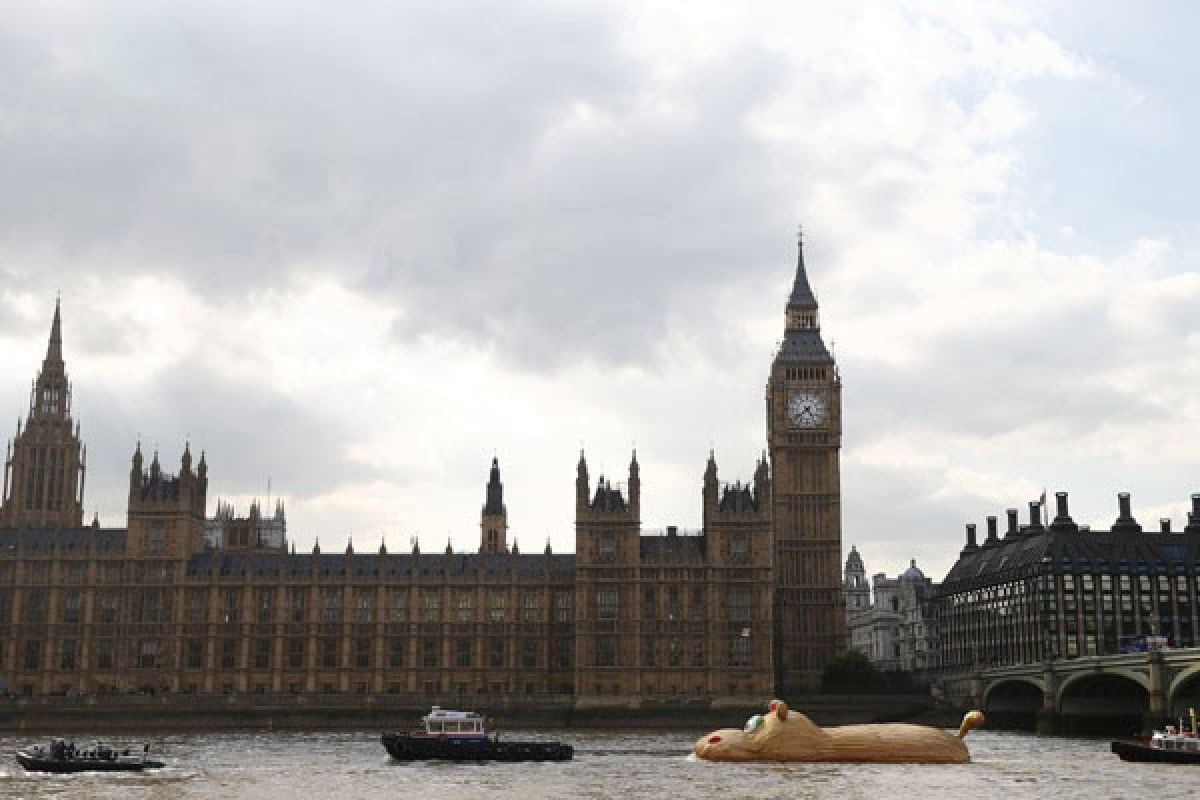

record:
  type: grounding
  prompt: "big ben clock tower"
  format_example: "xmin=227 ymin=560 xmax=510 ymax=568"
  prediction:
xmin=766 ymin=233 xmax=846 ymax=695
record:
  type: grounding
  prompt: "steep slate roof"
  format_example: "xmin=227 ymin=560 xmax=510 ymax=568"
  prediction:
xmin=640 ymin=532 xmax=706 ymax=562
xmin=0 ymin=527 xmax=126 ymax=554
xmin=940 ymin=525 xmax=1200 ymax=594
xmin=184 ymin=548 xmax=577 ymax=579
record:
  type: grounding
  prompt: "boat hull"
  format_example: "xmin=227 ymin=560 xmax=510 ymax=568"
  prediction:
xmin=381 ymin=733 xmax=572 ymax=762
xmin=15 ymin=751 xmax=165 ymax=773
xmin=1111 ymin=740 xmax=1200 ymax=764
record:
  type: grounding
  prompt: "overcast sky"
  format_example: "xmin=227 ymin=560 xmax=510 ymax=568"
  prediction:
xmin=2 ymin=1 xmax=1199 ymax=582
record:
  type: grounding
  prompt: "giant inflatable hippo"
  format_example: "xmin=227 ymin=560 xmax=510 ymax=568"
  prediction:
xmin=694 ymin=700 xmax=984 ymax=764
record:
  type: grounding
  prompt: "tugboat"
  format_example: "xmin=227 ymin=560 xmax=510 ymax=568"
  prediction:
xmin=1112 ymin=709 xmax=1200 ymax=764
xmin=382 ymin=706 xmax=573 ymax=762
xmin=15 ymin=739 xmax=166 ymax=773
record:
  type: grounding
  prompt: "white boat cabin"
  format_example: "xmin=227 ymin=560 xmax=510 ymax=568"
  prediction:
xmin=421 ymin=707 xmax=487 ymax=736
xmin=1152 ymin=728 xmax=1200 ymax=752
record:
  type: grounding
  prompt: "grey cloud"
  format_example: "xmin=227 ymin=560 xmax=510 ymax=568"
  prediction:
xmin=68 ymin=359 xmax=374 ymax=520
xmin=0 ymin=3 xmax=803 ymax=371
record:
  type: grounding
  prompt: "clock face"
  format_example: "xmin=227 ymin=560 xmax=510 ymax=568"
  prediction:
xmin=787 ymin=391 xmax=827 ymax=428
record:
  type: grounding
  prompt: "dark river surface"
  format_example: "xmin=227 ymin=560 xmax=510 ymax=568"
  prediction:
xmin=0 ymin=728 xmax=1172 ymax=799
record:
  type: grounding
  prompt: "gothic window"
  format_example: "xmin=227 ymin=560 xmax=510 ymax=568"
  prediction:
xmin=389 ymin=589 xmax=409 ymax=622
xmin=224 ymin=589 xmax=242 ymax=623
xmin=59 ymin=639 xmax=77 ymax=671
xmin=287 ymin=639 xmax=305 ymax=669
xmin=456 ymin=591 xmax=473 ymax=622
xmin=421 ymin=639 xmax=438 ymax=668
xmin=186 ymin=640 xmax=204 ymax=669
xmin=690 ymin=641 xmax=705 ymax=667
xmin=389 ymin=639 xmax=405 ymax=668
xmin=730 ymin=535 xmax=749 ymax=563
xmin=488 ymin=591 xmax=507 ymax=622
xmin=356 ymin=590 xmax=373 ymax=623
xmin=520 ymin=639 xmax=538 ymax=668
xmin=597 ymin=587 xmax=618 ymax=620
xmin=23 ymin=640 xmax=41 ymax=670
xmin=221 ymin=639 xmax=237 ymax=669
xmin=555 ymin=639 xmax=572 ymax=669
xmin=62 ymin=591 xmax=82 ymax=623
xmin=289 ymin=588 xmax=307 ymax=623
xmin=555 ymin=591 xmax=572 ymax=623
xmin=595 ymin=636 xmax=616 ymax=667
xmin=255 ymin=639 xmax=271 ymax=669
xmin=642 ymin=639 xmax=655 ymax=667
xmin=421 ymin=590 xmax=441 ymax=622
xmin=257 ymin=589 xmax=274 ymax=623
xmin=321 ymin=638 xmax=339 ymax=668
xmin=94 ymin=640 xmax=114 ymax=670
xmin=729 ymin=587 xmax=752 ymax=621
xmin=355 ymin=638 xmax=371 ymax=668
xmin=149 ymin=522 xmax=166 ymax=554
xmin=597 ymin=534 xmax=616 ymax=563
xmin=488 ymin=639 xmax=505 ymax=667
xmin=138 ymin=640 xmax=160 ymax=669
xmin=642 ymin=588 xmax=656 ymax=620
xmin=730 ymin=636 xmax=750 ymax=668
xmin=521 ymin=592 xmax=540 ymax=622
xmin=323 ymin=588 xmax=342 ymax=623
xmin=456 ymin=640 xmax=472 ymax=667
xmin=665 ymin=587 xmax=680 ymax=619
xmin=667 ymin=639 xmax=681 ymax=667
xmin=23 ymin=589 xmax=46 ymax=624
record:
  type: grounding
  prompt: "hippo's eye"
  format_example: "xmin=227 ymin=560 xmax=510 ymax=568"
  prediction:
xmin=743 ymin=714 xmax=764 ymax=733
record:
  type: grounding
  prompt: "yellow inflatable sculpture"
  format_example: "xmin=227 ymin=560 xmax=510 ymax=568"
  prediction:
xmin=694 ymin=700 xmax=984 ymax=764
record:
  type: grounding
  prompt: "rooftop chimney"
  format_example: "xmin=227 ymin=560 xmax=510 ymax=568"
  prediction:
xmin=984 ymin=516 xmax=999 ymax=546
xmin=1049 ymin=491 xmax=1078 ymax=532
xmin=1112 ymin=492 xmax=1142 ymax=533
xmin=1028 ymin=501 xmax=1044 ymax=532
xmin=1160 ymin=518 xmax=1172 ymax=533
xmin=961 ymin=523 xmax=979 ymax=556
xmin=1187 ymin=494 xmax=1200 ymax=533
xmin=1006 ymin=509 xmax=1019 ymax=538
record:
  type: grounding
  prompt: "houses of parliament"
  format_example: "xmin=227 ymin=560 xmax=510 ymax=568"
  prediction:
xmin=0 ymin=242 xmax=845 ymax=705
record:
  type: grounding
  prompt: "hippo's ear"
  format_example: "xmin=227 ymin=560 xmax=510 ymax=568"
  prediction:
xmin=770 ymin=700 xmax=788 ymax=720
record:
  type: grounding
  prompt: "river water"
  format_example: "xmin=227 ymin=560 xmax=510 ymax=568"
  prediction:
xmin=0 ymin=728 xmax=1167 ymax=799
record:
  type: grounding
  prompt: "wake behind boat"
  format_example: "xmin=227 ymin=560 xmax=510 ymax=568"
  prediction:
xmin=15 ymin=739 xmax=165 ymax=773
xmin=382 ymin=707 xmax=572 ymax=762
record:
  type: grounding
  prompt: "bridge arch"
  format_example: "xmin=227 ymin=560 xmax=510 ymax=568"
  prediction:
xmin=1168 ymin=665 xmax=1200 ymax=718
xmin=981 ymin=677 xmax=1044 ymax=710
xmin=1056 ymin=668 xmax=1149 ymax=708
xmin=1055 ymin=670 xmax=1148 ymax=734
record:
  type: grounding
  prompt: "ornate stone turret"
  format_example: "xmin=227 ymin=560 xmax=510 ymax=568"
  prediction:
xmin=0 ymin=299 xmax=87 ymax=529
xmin=480 ymin=457 xmax=508 ymax=554
xmin=127 ymin=442 xmax=207 ymax=557
xmin=843 ymin=545 xmax=870 ymax=616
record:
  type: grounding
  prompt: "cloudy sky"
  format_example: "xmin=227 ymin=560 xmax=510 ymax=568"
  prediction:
xmin=2 ymin=1 xmax=1198 ymax=581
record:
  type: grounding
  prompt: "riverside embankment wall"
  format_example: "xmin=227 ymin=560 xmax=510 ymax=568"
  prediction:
xmin=0 ymin=693 xmax=946 ymax=734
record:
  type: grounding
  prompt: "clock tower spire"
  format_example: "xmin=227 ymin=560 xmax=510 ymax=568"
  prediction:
xmin=766 ymin=232 xmax=845 ymax=694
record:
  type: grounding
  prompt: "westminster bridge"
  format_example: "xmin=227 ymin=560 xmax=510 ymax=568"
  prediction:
xmin=941 ymin=647 xmax=1200 ymax=734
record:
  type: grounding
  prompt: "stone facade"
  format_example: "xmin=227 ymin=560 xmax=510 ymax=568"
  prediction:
xmin=0 ymin=241 xmax=842 ymax=702
xmin=843 ymin=550 xmax=938 ymax=674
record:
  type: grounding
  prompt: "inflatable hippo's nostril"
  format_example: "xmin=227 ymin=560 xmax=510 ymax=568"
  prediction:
xmin=708 ymin=735 xmax=722 ymax=744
